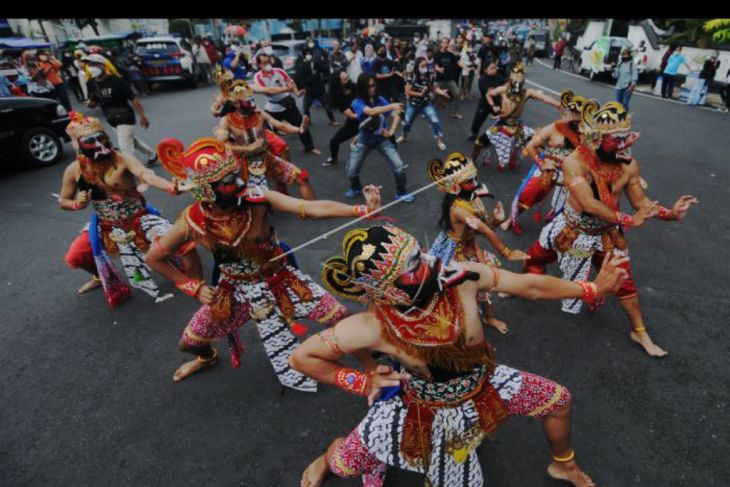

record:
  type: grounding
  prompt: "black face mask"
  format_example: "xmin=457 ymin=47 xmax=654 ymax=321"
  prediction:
xmin=78 ymin=132 xmax=113 ymax=161
xmin=212 ymin=172 xmax=247 ymax=209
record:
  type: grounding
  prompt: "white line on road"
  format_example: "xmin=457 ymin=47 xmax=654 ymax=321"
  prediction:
xmin=532 ymin=58 xmax=719 ymax=112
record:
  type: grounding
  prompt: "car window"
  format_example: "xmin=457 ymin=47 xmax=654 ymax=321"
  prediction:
xmin=136 ymin=42 xmax=179 ymax=55
xmin=271 ymin=46 xmax=292 ymax=57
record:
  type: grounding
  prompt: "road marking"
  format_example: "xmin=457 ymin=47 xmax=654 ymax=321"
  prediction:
xmin=533 ymin=58 xmax=720 ymax=112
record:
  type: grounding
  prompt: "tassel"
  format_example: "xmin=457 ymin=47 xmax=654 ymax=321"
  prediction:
xmin=285 ymin=317 xmax=308 ymax=337
xmin=533 ymin=210 xmax=542 ymax=223
xmin=227 ymin=332 xmax=244 ymax=368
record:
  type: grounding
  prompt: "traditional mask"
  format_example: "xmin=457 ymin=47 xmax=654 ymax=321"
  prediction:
xmin=581 ymin=100 xmax=638 ymax=164
xmin=66 ymin=111 xmax=113 ymax=160
xmin=509 ymin=62 xmax=526 ymax=94
xmin=427 ymin=152 xmax=491 ymax=200
xmin=321 ymin=225 xmax=471 ymax=306
xmin=214 ymin=67 xmax=254 ymax=103
xmin=158 ymin=137 xmax=244 ymax=204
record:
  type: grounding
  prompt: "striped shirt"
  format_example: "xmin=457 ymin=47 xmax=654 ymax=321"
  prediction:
xmin=253 ymin=67 xmax=294 ymax=113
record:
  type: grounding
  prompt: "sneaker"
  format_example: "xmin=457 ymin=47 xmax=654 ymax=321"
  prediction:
xmin=396 ymin=134 xmax=407 ymax=143
xmin=450 ymin=113 xmax=464 ymax=120
xmin=322 ymin=157 xmax=338 ymax=167
xmin=329 ymin=120 xmax=341 ymax=127
xmin=437 ymin=141 xmax=447 ymax=151
xmin=146 ymin=154 xmax=158 ymax=166
xmin=345 ymin=189 xmax=362 ymax=198
xmin=395 ymin=192 xmax=415 ymax=203
xmin=306 ymin=148 xmax=322 ymax=155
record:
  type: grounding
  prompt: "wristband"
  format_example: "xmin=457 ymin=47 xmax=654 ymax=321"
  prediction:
xmin=615 ymin=211 xmax=634 ymax=228
xmin=297 ymin=169 xmax=310 ymax=184
xmin=176 ymin=278 xmax=204 ymax=298
xmin=576 ymin=280 xmax=598 ymax=303
xmin=499 ymin=246 xmax=511 ymax=258
xmin=72 ymin=201 xmax=84 ymax=210
xmin=334 ymin=367 xmax=369 ymax=396
xmin=657 ymin=206 xmax=672 ymax=221
xmin=167 ymin=179 xmax=181 ymax=196
xmin=298 ymin=200 xmax=307 ymax=220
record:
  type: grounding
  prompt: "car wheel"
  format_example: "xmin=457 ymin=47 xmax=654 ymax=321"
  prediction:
xmin=20 ymin=127 xmax=63 ymax=168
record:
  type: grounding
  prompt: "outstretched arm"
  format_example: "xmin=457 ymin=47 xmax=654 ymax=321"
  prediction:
xmin=524 ymin=123 xmax=553 ymax=159
xmin=120 ymin=154 xmax=178 ymax=195
xmin=528 ymin=88 xmax=561 ymax=109
xmin=625 ymin=158 xmax=698 ymax=221
xmin=264 ymin=184 xmax=380 ymax=219
xmin=452 ymin=206 xmax=527 ymax=260
xmin=58 ymin=162 xmax=88 ymax=211
xmin=261 ymin=110 xmax=302 ymax=134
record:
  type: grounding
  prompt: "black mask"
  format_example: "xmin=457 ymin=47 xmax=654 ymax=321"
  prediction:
xmin=212 ymin=172 xmax=247 ymax=209
xmin=237 ymin=100 xmax=255 ymax=115
xmin=78 ymin=131 xmax=113 ymax=161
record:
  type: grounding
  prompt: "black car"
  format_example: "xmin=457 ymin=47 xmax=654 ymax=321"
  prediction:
xmin=0 ymin=96 xmax=70 ymax=168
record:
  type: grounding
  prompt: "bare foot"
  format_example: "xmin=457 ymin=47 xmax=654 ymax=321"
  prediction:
xmin=173 ymin=353 xmax=218 ymax=382
xmin=307 ymin=148 xmax=322 ymax=155
xmin=630 ymin=330 xmax=668 ymax=358
xmin=483 ymin=316 xmax=508 ymax=334
xmin=547 ymin=461 xmax=596 ymax=487
xmin=301 ymin=453 xmax=330 ymax=487
xmin=78 ymin=277 xmax=102 ymax=294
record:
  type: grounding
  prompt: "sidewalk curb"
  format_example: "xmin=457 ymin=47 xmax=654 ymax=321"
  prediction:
xmin=532 ymin=58 xmax=724 ymax=113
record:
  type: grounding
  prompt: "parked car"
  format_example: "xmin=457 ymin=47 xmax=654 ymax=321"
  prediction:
xmin=0 ymin=96 xmax=70 ymax=168
xmin=270 ymin=40 xmax=306 ymax=76
xmin=134 ymin=36 xmax=198 ymax=88
xmin=580 ymin=36 xmax=634 ymax=81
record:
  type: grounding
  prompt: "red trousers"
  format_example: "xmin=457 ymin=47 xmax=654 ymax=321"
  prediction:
xmin=524 ymin=240 xmax=638 ymax=299
xmin=517 ymin=173 xmax=554 ymax=215
xmin=64 ymin=231 xmax=97 ymax=275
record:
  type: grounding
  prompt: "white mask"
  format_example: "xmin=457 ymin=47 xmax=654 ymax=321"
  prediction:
xmin=419 ymin=67 xmax=428 ymax=74
xmin=88 ymin=67 xmax=103 ymax=78
xmin=308 ymin=42 xmax=314 ymax=48
xmin=262 ymin=64 xmax=273 ymax=73
xmin=305 ymin=54 xmax=313 ymax=62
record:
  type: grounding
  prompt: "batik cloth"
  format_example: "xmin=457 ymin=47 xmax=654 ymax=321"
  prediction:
xmin=485 ymin=119 xmax=535 ymax=168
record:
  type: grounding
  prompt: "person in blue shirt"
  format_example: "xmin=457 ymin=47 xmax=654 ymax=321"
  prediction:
xmin=661 ymin=46 xmax=694 ymax=99
xmin=345 ymin=73 xmax=415 ymax=202
xmin=222 ymin=42 xmax=249 ymax=80
xmin=360 ymin=44 xmax=377 ymax=77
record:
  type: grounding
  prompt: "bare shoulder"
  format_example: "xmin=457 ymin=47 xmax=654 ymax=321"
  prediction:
xmin=335 ymin=310 xmax=382 ymax=350
xmin=64 ymin=159 xmax=80 ymax=177
xmin=562 ymin=151 xmax=584 ymax=173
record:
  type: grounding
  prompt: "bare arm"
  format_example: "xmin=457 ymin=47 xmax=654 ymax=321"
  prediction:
xmin=562 ymin=156 xmax=622 ymax=223
xmin=486 ymin=85 xmax=506 ymax=109
xmin=58 ymin=162 xmax=87 ymax=211
xmin=527 ymin=88 xmax=561 ymax=109
xmin=624 ymin=159 xmax=656 ymax=212
xmin=362 ymin=103 xmax=401 ymax=116
xmin=452 ymin=206 xmax=526 ymax=260
xmin=145 ymin=221 xmax=198 ymax=282
xmin=214 ymin=117 xmax=231 ymax=142
xmin=261 ymin=110 xmax=301 ymax=134
xmin=524 ymin=123 xmax=553 ymax=159
xmin=119 ymin=154 xmax=176 ymax=194
xmin=130 ymin=98 xmax=149 ymax=125
xmin=264 ymin=185 xmax=380 ymax=219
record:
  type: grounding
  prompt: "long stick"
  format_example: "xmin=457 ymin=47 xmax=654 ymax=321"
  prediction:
xmin=270 ymin=180 xmax=441 ymax=262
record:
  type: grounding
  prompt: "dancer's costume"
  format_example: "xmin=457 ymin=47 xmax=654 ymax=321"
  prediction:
xmin=525 ymin=101 xmax=638 ymax=314
xmin=427 ymin=153 xmax=501 ymax=304
xmin=158 ymin=137 xmax=348 ymax=392
xmin=63 ymin=112 xmax=188 ymax=307
xmin=509 ymin=90 xmax=585 ymax=226
xmin=213 ymin=68 xmax=307 ymax=197
xmin=319 ymin=226 xmax=571 ymax=487
xmin=479 ymin=63 xmax=534 ymax=170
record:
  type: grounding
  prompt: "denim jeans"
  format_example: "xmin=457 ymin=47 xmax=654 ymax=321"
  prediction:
xmin=345 ymin=136 xmax=407 ymax=194
xmin=616 ymin=87 xmax=633 ymax=111
xmin=403 ymin=102 xmax=443 ymax=137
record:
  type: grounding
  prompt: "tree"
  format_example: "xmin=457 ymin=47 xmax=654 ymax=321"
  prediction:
xmin=704 ymin=19 xmax=730 ymax=44
xmin=168 ymin=19 xmax=192 ymax=38
xmin=75 ymin=18 xmax=100 ymax=36
xmin=663 ymin=19 xmax=714 ymax=48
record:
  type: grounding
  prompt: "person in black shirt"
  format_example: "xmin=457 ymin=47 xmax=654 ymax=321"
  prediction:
xmin=468 ymin=60 xmax=504 ymax=141
xmin=396 ymin=57 xmax=450 ymax=151
xmin=83 ymin=54 xmax=157 ymax=165
xmin=699 ymin=51 xmax=720 ymax=103
xmin=323 ymin=70 xmax=359 ymax=166
xmin=373 ymin=44 xmax=401 ymax=102
xmin=297 ymin=47 xmax=337 ymax=126
xmin=434 ymin=37 xmax=464 ymax=119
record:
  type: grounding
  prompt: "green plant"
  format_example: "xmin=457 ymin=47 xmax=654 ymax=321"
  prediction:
xmin=704 ymin=19 xmax=730 ymax=43
xmin=663 ymin=19 xmax=714 ymax=48
xmin=168 ymin=19 xmax=192 ymax=38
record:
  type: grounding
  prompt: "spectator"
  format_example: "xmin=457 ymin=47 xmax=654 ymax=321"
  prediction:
xmin=612 ymin=48 xmax=638 ymax=111
xmin=345 ymin=73 xmax=413 ymax=202
xmin=434 ymin=37 xmax=464 ymax=119
xmin=662 ymin=46 xmax=693 ymax=99
xmin=83 ymin=54 xmax=157 ymax=165
xmin=323 ymin=70 xmax=359 ymax=166
xmin=222 ymin=42 xmax=249 ymax=80
xmin=509 ymin=37 xmax=523 ymax=66
xmin=396 ymin=57 xmax=449 ymax=151
xmin=468 ymin=60 xmax=503 ymax=141
xmin=253 ymin=53 xmax=320 ymax=155
xmin=525 ymin=36 xmax=537 ymax=66
xmin=460 ymin=43 xmax=478 ymax=100
xmin=345 ymin=41 xmax=363 ymax=81
xmin=304 ymin=37 xmax=326 ymax=64
xmin=477 ymin=34 xmax=496 ymax=67
xmin=203 ymin=36 xmax=220 ymax=66
xmin=298 ymin=47 xmax=337 ymax=126
xmin=61 ymin=50 xmax=84 ymax=102
xmin=384 ymin=36 xmax=400 ymax=63
xmin=699 ymin=51 xmax=721 ymax=105
xmin=328 ymin=40 xmax=349 ymax=72
xmin=719 ymin=67 xmax=729 ymax=112
xmin=37 ymin=50 xmax=72 ymax=110
xmin=125 ymin=54 xmax=149 ymax=97
xmin=414 ymin=34 xmax=429 ymax=59
xmin=0 ymin=73 xmax=12 ymax=97
xmin=425 ymin=48 xmax=436 ymax=72
xmin=497 ymin=40 xmax=511 ymax=78
xmin=73 ymin=49 xmax=90 ymax=100
xmin=553 ymin=36 xmax=567 ymax=70
xmin=193 ymin=36 xmax=213 ymax=85
xmin=373 ymin=44 xmax=400 ymax=102
xmin=361 ymin=44 xmax=377 ymax=77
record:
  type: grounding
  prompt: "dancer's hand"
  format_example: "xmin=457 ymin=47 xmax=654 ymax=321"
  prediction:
xmin=506 ymin=249 xmax=530 ymax=261
xmin=197 ymin=285 xmax=220 ymax=305
xmin=388 ymin=102 xmax=404 ymax=114
xmin=74 ymin=190 xmax=91 ymax=210
xmin=492 ymin=201 xmax=505 ymax=223
xmin=366 ymin=364 xmax=410 ymax=406
xmin=593 ymin=251 xmax=630 ymax=296
xmin=632 ymin=202 xmax=659 ymax=227
xmin=671 ymin=195 xmax=698 ymax=221
xmin=363 ymin=185 xmax=382 ymax=213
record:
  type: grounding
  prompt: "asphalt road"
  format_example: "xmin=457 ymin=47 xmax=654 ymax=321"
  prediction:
xmin=1 ymin=61 xmax=728 ymax=487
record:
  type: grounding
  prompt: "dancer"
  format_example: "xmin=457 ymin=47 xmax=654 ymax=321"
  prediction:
xmin=59 ymin=112 xmax=199 ymax=307
xmin=502 ymin=90 xmax=586 ymax=235
xmin=292 ymin=224 xmax=628 ymax=487
xmin=472 ymin=62 xmax=561 ymax=172
xmin=524 ymin=100 xmax=698 ymax=357
xmin=211 ymin=68 xmax=314 ymax=199
xmin=148 ymin=137 xmax=382 ymax=388
xmin=428 ymin=152 xmax=528 ymax=333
